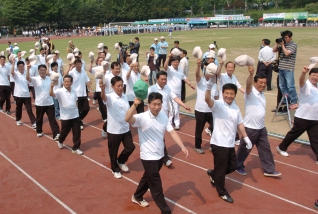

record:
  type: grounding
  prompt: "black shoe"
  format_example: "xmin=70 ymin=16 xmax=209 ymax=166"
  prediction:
xmin=271 ymin=108 xmax=277 ymax=112
xmin=219 ymin=193 xmax=234 ymax=203
xmin=267 ymin=88 xmax=272 ymax=91
xmin=207 ymin=169 xmax=215 ymax=187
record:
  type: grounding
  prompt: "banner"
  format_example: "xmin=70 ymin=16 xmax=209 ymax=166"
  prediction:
xmin=148 ymin=19 xmax=168 ymax=23
xmin=263 ymin=13 xmax=285 ymax=20
xmin=215 ymin=14 xmax=244 ymax=18
xmin=168 ymin=18 xmax=186 ymax=22
xmin=284 ymin=12 xmax=308 ymax=20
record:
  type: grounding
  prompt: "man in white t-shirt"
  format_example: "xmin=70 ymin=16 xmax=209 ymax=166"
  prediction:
xmin=164 ymin=54 xmax=194 ymax=130
xmin=236 ymin=69 xmax=281 ymax=177
xmin=50 ymin=62 xmax=63 ymax=120
xmin=0 ymin=55 xmax=11 ymax=114
xmin=277 ymin=66 xmax=318 ymax=163
xmin=126 ymin=62 xmax=144 ymax=113
xmin=205 ymin=82 xmax=252 ymax=203
xmin=37 ymin=48 xmax=46 ymax=65
xmin=100 ymin=76 xmax=135 ymax=179
xmin=125 ymin=92 xmax=188 ymax=213
xmin=50 ymin=75 xmax=83 ymax=154
xmin=26 ymin=64 xmax=60 ymax=140
xmin=119 ymin=51 xmax=132 ymax=93
xmin=179 ymin=49 xmax=189 ymax=102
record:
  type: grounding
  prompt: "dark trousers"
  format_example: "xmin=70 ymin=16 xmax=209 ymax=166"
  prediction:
xmin=96 ymin=92 xmax=107 ymax=120
xmin=163 ymin=143 xmax=170 ymax=164
xmin=181 ymin=80 xmax=186 ymax=101
xmin=279 ymin=117 xmax=318 ymax=161
xmin=134 ymin=158 xmax=171 ymax=214
xmin=35 ymin=105 xmax=60 ymax=139
xmin=107 ymin=131 xmax=135 ymax=172
xmin=15 ymin=97 xmax=36 ymax=123
xmin=157 ymin=54 xmax=167 ymax=71
xmin=59 ymin=117 xmax=81 ymax=150
xmin=77 ymin=96 xmax=90 ymax=122
xmin=276 ymin=75 xmax=283 ymax=109
xmin=194 ymin=110 xmax=213 ymax=149
xmin=237 ymin=127 xmax=276 ymax=173
xmin=258 ymin=63 xmax=272 ymax=89
xmin=0 ymin=85 xmax=11 ymax=111
xmin=10 ymin=82 xmax=15 ymax=98
xmin=129 ymin=101 xmax=144 ymax=114
xmin=210 ymin=144 xmax=236 ymax=196
xmin=29 ymin=86 xmax=35 ymax=101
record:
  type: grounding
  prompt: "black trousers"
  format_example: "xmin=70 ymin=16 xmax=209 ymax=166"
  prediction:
xmin=59 ymin=117 xmax=81 ymax=150
xmin=29 ymin=86 xmax=35 ymax=101
xmin=194 ymin=110 xmax=213 ymax=149
xmin=181 ymin=80 xmax=186 ymax=101
xmin=279 ymin=117 xmax=318 ymax=161
xmin=107 ymin=131 xmax=135 ymax=172
xmin=134 ymin=158 xmax=171 ymax=214
xmin=210 ymin=144 xmax=236 ymax=196
xmin=157 ymin=54 xmax=167 ymax=71
xmin=258 ymin=63 xmax=273 ymax=89
xmin=10 ymin=82 xmax=15 ymax=98
xmin=0 ymin=85 xmax=11 ymax=111
xmin=35 ymin=105 xmax=60 ymax=139
xmin=276 ymin=75 xmax=283 ymax=109
xmin=15 ymin=97 xmax=36 ymax=124
xmin=95 ymin=92 xmax=107 ymax=120
xmin=77 ymin=96 xmax=90 ymax=122
xmin=237 ymin=127 xmax=276 ymax=173
xmin=129 ymin=101 xmax=144 ymax=114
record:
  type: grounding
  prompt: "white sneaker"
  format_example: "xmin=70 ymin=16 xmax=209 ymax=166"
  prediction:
xmin=16 ymin=121 xmax=22 ymax=126
xmin=174 ymin=126 xmax=180 ymax=130
xmin=87 ymin=97 xmax=91 ymax=101
xmin=53 ymin=134 xmax=60 ymax=141
xmin=205 ymin=128 xmax=212 ymax=136
xmin=112 ymin=171 xmax=122 ymax=179
xmin=92 ymin=100 xmax=96 ymax=105
xmin=80 ymin=125 xmax=84 ymax=130
xmin=101 ymin=130 xmax=107 ymax=138
xmin=37 ymin=133 xmax=43 ymax=137
xmin=72 ymin=149 xmax=83 ymax=155
xmin=235 ymin=140 xmax=240 ymax=146
xmin=0 ymin=109 xmax=3 ymax=113
xmin=276 ymin=146 xmax=289 ymax=157
xmin=132 ymin=195 xmax=149 ymax=207
xmin=165 ymin=160 xmax=173 ymax=167
xmin=57 ymin=142 xmax=63 ymax=149
xmin=118 ymin=161 xmax=129 ymax=172
xmin=32 ymin=123 xmax=36 ymax=129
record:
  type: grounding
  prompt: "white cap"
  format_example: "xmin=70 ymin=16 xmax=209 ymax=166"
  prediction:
xmin=309 ymin=57 xmax=318 ymax=69
xmin=29 ymin=54 xmax=37 ymax=66
xmin=160 ymin=36 xmax=165 ymax=40
xmin=6 ymin=48 xmax=11 ymax=54
xmin=73 ymin=48 xmax=79 ymax=56
xmin=94 ymin=66 xmax=105 ymax=79
xmin=140 ymin=65 xmax=150 ymax=76
xmin=171 ymin=48 xmax=182 ymax=57
xmin=192 ymin=46 xmax=203 ymax=59
xmin=205 ymin=63 xmax=218 ymax=76
xmin=42 ymin=44 xmax=48 ymax=50
xmin=54 ymin=50 xmax=60 ymax=54
xmin=0 ymin=51 xmax=4 ymax=56
xmin=9 ymin=54 xmax=17 ymax=62
xmin=46 ymin=54 xmax=54 ymax=63
xmin=35 ymin=42 xmax=40 ymax=49
xmin=206 ymin=51 xmax=216 ymax=59
xmin=234 ymin=54 xmax=255 ymax=67
xmin=130 ymin=53 xmax=138 ymax=63
xmin=97 ymin=43 xmax=104 ymax=52
xmin=114 ymin=43 xmax=120 ymax=50
xmin=154 ymin=38 xmax=158 ymax=41
xmin=29 ymin=49 xmax=35 ymax=54
xmin=217 ymin=48 xmax=226 ymax=61
xmin=50 ymin=72 xmax=60 ymax=86
xmin=14 ymin=43 xmax=17 ymax=46
xmin=20 ymin=51 xmax=27 ymax=57
xmin=209 ymin=44 xmax=216 ymax=49
xmin=88 ymin=51 xmax=94 ymax=59
xmin=67 ymin=53 xmax=75 ymax=63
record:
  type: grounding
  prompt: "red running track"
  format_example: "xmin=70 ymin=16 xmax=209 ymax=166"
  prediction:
xmin=0 ymin=97 xmax=317 ymax=214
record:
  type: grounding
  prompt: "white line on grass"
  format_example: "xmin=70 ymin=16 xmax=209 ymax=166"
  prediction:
xmin=0 ymin=151 xmax=76 ymax=214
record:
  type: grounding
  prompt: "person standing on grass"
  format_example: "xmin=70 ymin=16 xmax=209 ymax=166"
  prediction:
xmin=100 ymin=76 xmax=135 ymax=179
xmin=157 ymin=36 xmax=168 ymax=70
xmin=26 ymin=64 xmax=60 ymax=140
xmin=179 ymin=49 xmax=189 ymax=103
xmin=235 ymin=69 xmax=282 ymax=177
xmin=125 ymin=92 xmax=188 ymax=213
xmin=276 ymin=67 xmax=318 ymax=163
xmin=64 ymin=58 xmax=91 ymax=130
xmin=146 ymin=47 xmax=158 ymax=86
xmin=205 ymin=83 xmax=252 ymax=203
xmin=11 ymin=60 xmax=36 ymax=128
xmin=0 ymin=55 xmax=11 ymax=114
xmin=49 ymin=75 xmax=83 ymax=155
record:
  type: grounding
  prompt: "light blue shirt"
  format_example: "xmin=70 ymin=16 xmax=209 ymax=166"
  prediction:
xmin=150 ymin=43 xmax=160 ymax=55
xmin=158 ymin=41 xmax=168 ymax=55
xmin=202 ymin=51 xmax=219 ymax=67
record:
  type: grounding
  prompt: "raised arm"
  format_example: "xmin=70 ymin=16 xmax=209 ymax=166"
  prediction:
xmin=49 ymin=81 xmax=56 ymax=97
xmin=63 ymin=63 xmax=74 ymax=77
xmin=10 ymin=59 xmax=15 ymax=77
xmin=205 ymin=81 xmax=214 ymax=108
xmin=168 ymin=130 xmax=189 ymax=158
xmin=299 ymin=66 xmax=309 ymax=88
xmin=125 ymin=97 xmax=141 ymax=123
xmin=164 ymin=53 xmax=171 ymax=71
xmin=26 ymin=65 xmax=32 ymax=83
xmin=99 ymin=79 xmax=107 ymax=103
xmin=216 ymin=60 xmax=224 ymax=79
xmin=126 ymin=63 xmax=134 ymax=80
xmin=195 ymin=59 xmax=201 ymax=83
xmin=88 ymin=58 xmax=94 ymax=74
xmin=246 ymin=66 xmax=255 ymax=95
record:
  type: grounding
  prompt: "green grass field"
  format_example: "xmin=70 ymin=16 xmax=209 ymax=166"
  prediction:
xmin=1 ymin=27 xmax=318 ymax=139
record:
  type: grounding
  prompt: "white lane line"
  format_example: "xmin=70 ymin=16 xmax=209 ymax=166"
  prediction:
xmin=0 ymin=151 xmax=76 ymax=214
xmin=84 ymin=121 xmax=318 ymax=213
xmin=176 ymin=130 xmax=318 ymax=175
xmin=2 ymin=114 xmax=196 ymax=214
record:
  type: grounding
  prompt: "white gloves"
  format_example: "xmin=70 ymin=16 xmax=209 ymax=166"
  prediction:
xmin=243 ymin=137 xmax=252 ymax=149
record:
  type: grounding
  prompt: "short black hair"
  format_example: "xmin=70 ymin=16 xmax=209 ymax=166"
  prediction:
xmin=74 ymin=58 xmax=82 ymax=64
xmin=222 ymin=83 xmax=238 ymax=95
xmin=263 ymin=39 xmax=270 ymax=45
xmin=225 ymin=61 xmax=236 ymax=69
xmin=182 ymin=50 xmax=187 ymax=55
xmin=118 ymin=42 xmax=123 ymax=47
xmin=104 ymin=46 xmax=108 ymax=50
xmin=283 ymin=30 xmax=293 ymax=37
xmin=254 ymin=73 xmax=267 ymax=82
xmin=0 ymin=55 xmax=5 ymax=59
xmin=111 ymin=61 xmax=121 ymax=69
xmin=174 ymin=41 xmax=179 ymax=44
xmin=309 ymin=68 xmax=318 ymax=75
xmin=64 ymin=75 xmax=73 ymax=82
xmin=170 ymin=56 xmax=180 ymax=62
xmin=17 ymin=61 xmax=25 ymax=66
xmin=40 ymin=48 xmax=44 ymax=51
xmin=51 ymin=62 xmax=58 ymax=68
xmin=38 ymin=64 xmax=47 ymax=70
xmin=134 ymin=37 xmax=139 ymax=41
xmin=111 ymin=76 xmax=123 ymax=86
xmin=148 ymin=92 xmax=163 ymax=104
xmin=78 ymin=51 xmax=82 ymax=55
xmin=156 ymin=70 xmax=167 ymax=79
xmin=150 ymin=47 xmax=155 ymax=51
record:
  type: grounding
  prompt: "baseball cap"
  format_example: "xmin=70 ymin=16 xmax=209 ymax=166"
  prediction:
xmin=133 ymin=79 xmax=148 ymax=100
xmin=209 ymin=44 xmax=216 ymax=49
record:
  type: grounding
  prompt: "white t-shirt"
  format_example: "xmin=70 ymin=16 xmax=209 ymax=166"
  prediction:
xmin=0 ymin=64 xmax=10 ymax=86
xmin=219 ymin=73 xmax=242 ymax=100
xmin=13 ymin=71 xmax=30 ymax=97
xmin=126 ymin=71 xmax=140 ymax=101
xmin=105 ymin=92 xmax=130 ymax=134
xmin=54 ymin=87 xmax=79 ymax=120
xmin=166 ymin=66 xmax=186 ymax=95
xmin=56 ymin=58 xmax=63 ymax=74
xmin=121 ymin=63 xmax=129 ymax=85
xmin=5 ymin=62 xmax=14 ymax=83
xmin=195 ymin=78 xmax=218 ymax=113
xmin=243 ymin=87 xmax=266 ymax=129
xmin=30 ymin=76 xmax=54 ymax=106
xmin=37 ymin=55 xmax=46 ymax=65
xmin=50 ymin=71 xmax=63 ymax=92
xmin=132 ymin=110 xmax=173 ymax=160
xmin=26 ymin=65 xmax=37 ymax=87
xmin=68 ymin=68 xmax=90 ymax=97
xmin=295 ymin=79 xmax=318 ymax=120
xmin=210 ymin=100 xmax=243 ymax=148
xmin=104 ymin=72 xmax=116 ymax=94
xmin=179 ymin=57 xmax=189 ymax=77
xmin=148 ymin=83 xmax=177 ymax=116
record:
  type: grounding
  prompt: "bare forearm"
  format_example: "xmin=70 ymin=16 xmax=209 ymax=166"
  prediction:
xmin=124 ymin=104 xmax=136 ymax=123
xmin=169 ymin=130 xmax=185 ymax=149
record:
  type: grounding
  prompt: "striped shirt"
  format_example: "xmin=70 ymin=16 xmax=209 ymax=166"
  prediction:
xmin=278 ymin=41 xmax=297 ymax=71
